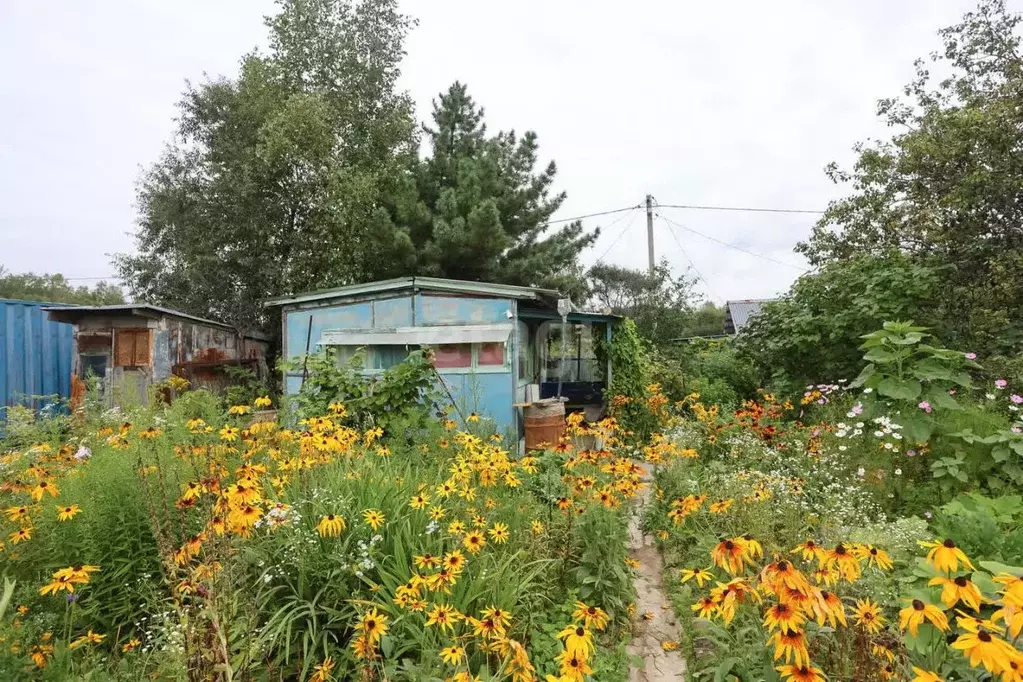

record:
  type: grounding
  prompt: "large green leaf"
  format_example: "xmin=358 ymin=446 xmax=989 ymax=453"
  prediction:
xmin=849 ymin=363 xmax=877 ymax=388
xmin=978 ymin=560 xmax=1023 ymax=577
xmin=877 ymin=376 xmax=922 ymax=401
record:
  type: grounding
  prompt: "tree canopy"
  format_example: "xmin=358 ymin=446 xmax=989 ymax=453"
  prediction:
xmin=116 ymin=2 xmax=597 ymax=333
xmin=798 ymin=0 xmax=1023 ymax=357
xmin=586 ymin=260 xmax=698 ymax=345
xmin=0 ymin=268 xmax=124 ymax=305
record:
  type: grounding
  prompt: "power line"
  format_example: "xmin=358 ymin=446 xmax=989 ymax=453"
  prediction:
xmin=545 ymin=204 xmax=643 ymax=225
xmin=657 ymin=203 xmax=825 ymax=216
xmin=657 ymin=216 xmax=724 ymax=304
xmin=658 ymin=213 xmax=810 ymax=272
xmin=592 ymin=208 xmax=640 ymax=264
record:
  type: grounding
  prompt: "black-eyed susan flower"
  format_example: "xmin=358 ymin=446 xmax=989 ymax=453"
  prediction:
xmin=316 ymin=514 xmax=345 ymax=537
xmin=556 ymin=650 xmax=593 ymax=679
xmin=680 ymin=567 xmax=715 ymax=587
xmin=488 ymin=522 xmax=509 ymax=544
xmin=920 ymin=538 xmax=974 ymax=573
xmin=409 ymin=493 xmax=429 ymax=510
xmin=5 ymin=506 xmax=29 ymax=522
xmin=443 ymin=549 xmax=466 ymax=573
xmin=709 ymin=498 xmax=734 ymax=514
xmin=853 ymin=598 xmax=886 ymax=633
xmin=776 ymin=663 xmax=826 ymax=682
xmin=31 ymin=479 xmax=59 ymax=501
xmin=763 ymin=601 xmax=806 ymax=633
xmin=413 ymin=553 xmax=441 ymax=570
xmin=929 ymin=575 xmax=983 ymax=610
xmin=69 ymin=630 xmax=105 ymax=649
xmin=56 ymin=504 xmax=81 ymax=521
xmin=899 ymin=599 xmax=949 ymax=635
xmin=691 ymin=596 xmax=717 ymax=619
xmin=362 ymin=509 xmax=385 ymax=531
xmin=439 ymin=644 xmax=464 ymax=665
xmin=950 ymin=628 xmax=1018 ymax=674
xmin=253 ymin=395 xmax=272 ymax=409
xmin=811 ymin=590 xmax=847 ymax=627
xmin=219 ymin=426 xmax=240 ymax=442
xmin=572 ymin=601 xmax=609 ymax=631
xmin=463 ymin=530 xmax=486 ymax=554
xmin=309 ymin=656 xmax=334 ymax=682
xmin=557 ymin=623 xmax=594 ymax=660
xmin=121 ymin=638 xmax=141 ymax=653
xmin=447 ymin=519 xmax=466 ymax=535
xmin=711 ymin=537 xmax=748 ymax=574
xmin=824 ymin=543 xmax=862 ymax=582
xmin=425 ymin=603 xmax=463 ymax=632
xmin=228 ymin=404 xmax=251 ymax=416
xmin=791 ymin=539 xmax=825 ymax=562
xmin=768 ymin=628 xmax=809 ymax=667
xmin=357 ymin=607 xmax=388 ymax=645
xmin=910 ymin=667 xmax=945 ymax=682
xmin=9 ymin=527 xmax=31 ymax=544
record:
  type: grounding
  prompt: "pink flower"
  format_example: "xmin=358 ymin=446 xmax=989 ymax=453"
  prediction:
xmin=948 ymin=389 xmax=956 ymax=395
xmin=965 ymin=352 xmax=977 ymax=360
xmin=918 ymin=401 xmax=932 ymax=414
xmin=996 ymin=379 xmax=1008 ymax=389
xmin=1012 ymin=394 xmax=1023 ymax=405
xmin=850 ymin=403 xmax=863 ymax=416
xmin=906 ymin=449 xmax=917 ymax=457
xmin=1013 ymin=426 xmax=1022 ymax=434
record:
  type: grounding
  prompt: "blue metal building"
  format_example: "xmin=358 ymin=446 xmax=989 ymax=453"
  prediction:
xmin=265 ymin=277 xmax=618 ymax=434
xmin=0 ymin=299 xmax=75 ymax=419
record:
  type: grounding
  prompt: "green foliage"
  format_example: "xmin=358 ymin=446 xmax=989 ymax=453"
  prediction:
xmin=931 ymin=492 xmax=1023 ymax=564
xmin=586 ymin=260 xmax=697 ymax=345
xmin=798 ymin=0 xmax=1023 ymax=359
xmin=652 ymin=339 xmax=761 ymax=407
xmin=737 ymin=253 xmax=941 ymax=389
xmin=597 ymin=319 xmax=656 ymax=442
xmin=283 ymin=349 xmax=439 ymax=430
xmin=0 ymin=267 xmax=124 ymax=305
xmin=850 ymin=321 xmax=978 ymax=444
xmin=571 ymin=506 xmax=635 ymax=619
xmin=117 ymin=7 xmax=599 ymax=331
xmin=116 ymin=0 xmax=418 ymax=330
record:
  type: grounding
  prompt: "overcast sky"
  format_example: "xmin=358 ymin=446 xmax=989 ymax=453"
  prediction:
xmin=0 ymin=0 xmax=1002 ymax=303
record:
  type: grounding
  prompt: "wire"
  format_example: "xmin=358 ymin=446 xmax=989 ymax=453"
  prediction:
xmin=658 ymin=213 xmax=810 ymax=272
xmin=658 ymin=216 xmax=725 ymax=304
xmin=657 ymin=203 xmax=824 ymax=215
xmin=544 ymin=204 xmax=643 ymax=225
xmin=592 ymin=208 xmax=640 ymax=264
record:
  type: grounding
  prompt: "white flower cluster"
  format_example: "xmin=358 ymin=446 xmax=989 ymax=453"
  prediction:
xmin=255 ymin=502 xmax=298 ymax=529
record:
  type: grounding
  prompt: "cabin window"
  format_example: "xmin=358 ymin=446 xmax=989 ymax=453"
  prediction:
xmin=540 ymin=322 xmax=601 ymax=382
xmin=477 ymin=342 xmax=506 ymax=366
xmin=433 ymin=344 xmax=472 ymax=369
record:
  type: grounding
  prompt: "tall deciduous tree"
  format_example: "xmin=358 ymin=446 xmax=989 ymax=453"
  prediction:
xmin=116 ymin=0 xmax=418 ymax=331
xmin=799 ymin=0 xmax=1023 ymax=356
xmin=586 ymin=260 xmax=697 ymax=345
xmin=366 ymin=82 xmax=598 ymax=298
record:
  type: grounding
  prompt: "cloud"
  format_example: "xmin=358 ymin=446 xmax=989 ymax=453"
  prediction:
xmin=0 ymin=0 xmax=986 ymax=302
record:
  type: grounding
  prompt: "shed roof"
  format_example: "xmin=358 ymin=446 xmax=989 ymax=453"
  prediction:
xmin=724 ymin=299 xmax=776 ymax=335
xmin=43 ymin=304 xmax=267 ymax=339
xmin=263 ymin=276 xmax=562 ymax=308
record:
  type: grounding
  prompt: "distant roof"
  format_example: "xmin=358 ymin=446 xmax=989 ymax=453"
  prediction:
xmin=724 ymin=299 xmax=777 ymax=335
xmin=263 ymin=276 xmax=564 ymax=308
xmin=43 ymin=304 xmax=266 ymax=339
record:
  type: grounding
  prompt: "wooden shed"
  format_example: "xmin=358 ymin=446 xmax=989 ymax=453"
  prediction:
xmin=44 ymin=305 xmax=268 ymax=406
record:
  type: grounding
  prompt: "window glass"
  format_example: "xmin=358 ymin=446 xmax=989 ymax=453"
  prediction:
xmin=433 ymin=344 xmax=472 ymax=368
xmin=371 ymin=345 xmax=412 ymax=370
xmin=478 ymin=342 xmax=506 ymax=367
xmin=517 ymin=322 xmax=533 ymax=382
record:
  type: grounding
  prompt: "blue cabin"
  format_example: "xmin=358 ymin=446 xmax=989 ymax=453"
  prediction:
xmin=265 ymin=277 xmax=618 ymax=436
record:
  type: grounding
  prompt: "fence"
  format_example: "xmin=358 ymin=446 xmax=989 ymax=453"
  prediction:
xmin=0 ymin=299 xmax=74 ymax=420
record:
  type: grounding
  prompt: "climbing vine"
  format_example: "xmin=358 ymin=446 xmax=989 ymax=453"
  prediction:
xmin=597 ymin=318 xmax=657 ymax=443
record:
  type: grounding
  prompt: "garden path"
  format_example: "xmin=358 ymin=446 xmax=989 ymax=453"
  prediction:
xmin=626 ymin=465 xmax=687 ymax=682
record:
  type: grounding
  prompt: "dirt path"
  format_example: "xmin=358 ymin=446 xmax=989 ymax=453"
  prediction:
xmin=626 ymin=466 xmax=687 ymax=682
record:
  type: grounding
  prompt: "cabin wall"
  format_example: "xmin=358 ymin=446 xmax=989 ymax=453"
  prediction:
xmin=282 ymin=293 xmax=517 ymax=431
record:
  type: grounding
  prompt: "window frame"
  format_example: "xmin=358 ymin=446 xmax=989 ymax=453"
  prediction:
xmin=432 ymin=342 xmax=510 ymax=375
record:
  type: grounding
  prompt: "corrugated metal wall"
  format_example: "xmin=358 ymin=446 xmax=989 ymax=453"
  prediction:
xmin=0 ymin=299 xmax=74 ymax=418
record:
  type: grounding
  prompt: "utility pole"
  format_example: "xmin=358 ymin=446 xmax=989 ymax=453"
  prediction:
xmin=645 ymin=194 xmax=655 ymax=273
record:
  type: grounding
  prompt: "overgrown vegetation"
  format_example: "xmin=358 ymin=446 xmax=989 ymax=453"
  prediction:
xmin=0 ymin=360 xmax=656 ymax=680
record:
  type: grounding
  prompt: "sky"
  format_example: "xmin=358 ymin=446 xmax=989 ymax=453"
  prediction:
xmin=0 ymin=0 xmax=1003 ymax=304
